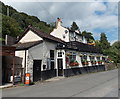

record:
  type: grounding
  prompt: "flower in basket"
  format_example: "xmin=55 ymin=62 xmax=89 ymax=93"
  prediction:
xmin=82 ymin=60 xmax=88 ymax=65
xmin=91 ymin=60 xmax=96 ymax=64
xmin=69 ymin=60 xmax=79 ymax=66
xmin=98 ymin=60 xmax=103 ymax=64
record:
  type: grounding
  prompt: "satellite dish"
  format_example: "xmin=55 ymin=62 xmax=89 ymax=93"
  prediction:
xmin=65 ymin=30 xmax=68 ymax=34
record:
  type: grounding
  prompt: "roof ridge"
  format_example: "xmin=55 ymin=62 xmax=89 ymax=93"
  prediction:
xmin=28 ymin=26 xmax=65 ymax=43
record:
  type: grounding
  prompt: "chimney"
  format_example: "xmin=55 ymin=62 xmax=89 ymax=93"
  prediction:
xmin=56 ymin=17 xmax=62 ymax=28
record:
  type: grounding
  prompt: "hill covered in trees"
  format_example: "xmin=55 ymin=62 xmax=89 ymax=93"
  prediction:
xmin=0 ymin=1 xmax=54 ymax=41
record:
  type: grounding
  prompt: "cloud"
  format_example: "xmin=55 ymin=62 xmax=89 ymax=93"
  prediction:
xmin=0 ymin=1 xmax=118 ymax=43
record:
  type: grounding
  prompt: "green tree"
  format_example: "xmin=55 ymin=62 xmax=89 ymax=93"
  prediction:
xmin=70 ymin=22 xmax=79 ymax=31
xmin=2 ymin=14 xmax=23 ymax=38
xmin=82 ymin=31 xmax=94 ymax=43
xmin=111 ymin=41 xmax=120 ymax=63
xmin=95 ymin=40 xmax=101 ymax=48
xmin=100 ymin=33 xmax=110 ymax=51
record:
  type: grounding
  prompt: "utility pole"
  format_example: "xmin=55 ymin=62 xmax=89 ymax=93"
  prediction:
xmin=7 ymin=7 xmax=9 ymax=16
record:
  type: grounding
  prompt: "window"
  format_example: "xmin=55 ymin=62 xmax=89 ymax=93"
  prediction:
xmin=102 ymin=57 xmax=105 ymax=61
xmin=96 ymin=57 xmax=100 ymax=61
xmin=90 ymin=56 xmax=95 ymax=61
xmin=58 ymin=52 xmax=62 ymax=57
xmin=83 ymin=55 xmax=87 ymax=60
xmin=50 ymin=50 xmax=54 ymax=70
xmin=50 ymin=50 xmax=54 ymax=60
xmin=69 ymin=52 xmax=76 ymax=62
xmin=81 ymin=55 xmax=87 ymax=61
xmin=43 ymin=65 xmax=46 ymax=70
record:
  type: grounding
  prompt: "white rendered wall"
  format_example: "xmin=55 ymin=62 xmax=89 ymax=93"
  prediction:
xmin=15 ymin=50 xmax=26 ymax=68
xmin=50 ymin=22 xmax=69 ymax=42
xmin=19 ymin=30 xmax=43 ymax=43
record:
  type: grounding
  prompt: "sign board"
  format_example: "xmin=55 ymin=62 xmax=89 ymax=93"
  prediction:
xmin=10 ymin=76 xmax=21 ymax=82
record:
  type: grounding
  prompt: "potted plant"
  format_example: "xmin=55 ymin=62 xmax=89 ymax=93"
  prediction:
xmin=82 ymin=60 xmax=88 ymax=65
xmin=91 ymin=60 xmax=96 ymax=65
xmin=69 ymin=60 xmax=79 ymax=66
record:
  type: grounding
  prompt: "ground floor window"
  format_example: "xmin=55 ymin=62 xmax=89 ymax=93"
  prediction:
xmin=90 ymin=56 xmax=95 ymax=61
xmin=81 ymin=55 xmax=88 ymax=66
xmin=96 ymin=56 xmax=100 ymax=61
xmin=69 ymin=54 xmax=76 ymax=62
xmin=90 ymin=56 xmax=96 ymax=65
xmin=67 ymin=52 xmax=79 ymax=66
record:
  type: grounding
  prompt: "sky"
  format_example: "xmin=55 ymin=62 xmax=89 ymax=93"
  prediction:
xmin=1 ymin=0 xmax=119 ymax=45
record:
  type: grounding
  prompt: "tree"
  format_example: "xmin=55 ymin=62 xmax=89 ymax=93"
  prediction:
xmin=111 ymin=41 xmax=120 ymax=63
xmin=70 ymin=22 xmax=79 ymax=31
xmin=2 ymin=14 xmax=23 ymax=39
xmin=95 ymin=40 xmax=101 ymax=48
xmin=100 ymin=33 xmax=110 ymax=51
xmin=82 ymin=31 xmax=94 ymax=43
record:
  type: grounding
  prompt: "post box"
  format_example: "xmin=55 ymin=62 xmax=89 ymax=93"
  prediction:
xmin=25 ymin=73 xmax=30 ymax=85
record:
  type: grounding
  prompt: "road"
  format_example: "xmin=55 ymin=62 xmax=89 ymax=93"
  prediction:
xmin=2 ymin=69 xmax=118 ymax=97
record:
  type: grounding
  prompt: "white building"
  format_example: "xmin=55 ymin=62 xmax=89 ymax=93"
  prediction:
xmin=14 ymin=18 xmax=107 ymax=83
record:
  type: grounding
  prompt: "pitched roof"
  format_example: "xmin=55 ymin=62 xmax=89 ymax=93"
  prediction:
xmin=13 ymin=40 xmax=43 ymax=50
xmin=17 ymin=25 xmax=65 ymax=44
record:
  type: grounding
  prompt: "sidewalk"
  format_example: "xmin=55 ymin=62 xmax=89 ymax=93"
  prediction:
xmin=0 ymin=83 xmax=13 ymax=89
xmin=45 ymin=76 xmax=65 ymax=82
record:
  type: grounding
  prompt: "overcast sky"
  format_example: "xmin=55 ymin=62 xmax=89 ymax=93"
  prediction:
xmin=1 ymin=0 xmax=118 ymax=44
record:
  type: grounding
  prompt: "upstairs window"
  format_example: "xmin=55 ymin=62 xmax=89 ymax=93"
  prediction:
xmin=50 ymin=50 xmax=54 ymax=60
xmin=58 ymin=52 xmax=62 ymax=57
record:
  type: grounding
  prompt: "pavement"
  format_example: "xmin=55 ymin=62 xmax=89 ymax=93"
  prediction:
xmin=45 ymin=76 xmax=65 ymax=82
xmin=2 ymin=69 xmax=118 ymax=97
xmin=0 ymin=83 xmax=13 ymax=89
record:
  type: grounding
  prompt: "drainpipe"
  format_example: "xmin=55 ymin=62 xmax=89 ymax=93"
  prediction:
xmin=41 ymin=42 xmax=44 ymax=81
xmin=56 ymin=50 xmax=58 ymax=77
xmin=12 ymin=56 xmax=15 ymax=85
xmin=24 ymin=50 xmax=27 ymax=84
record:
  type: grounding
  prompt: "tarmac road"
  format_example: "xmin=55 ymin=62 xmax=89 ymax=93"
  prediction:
xmin=2 ymin=69 xmax=118 ymax=97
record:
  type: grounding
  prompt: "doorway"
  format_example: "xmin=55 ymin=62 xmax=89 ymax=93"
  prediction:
xmin=33 ymin=60 xmax=42 ymax=82
xmin=57 ymin=59 xmax=63 ymax=76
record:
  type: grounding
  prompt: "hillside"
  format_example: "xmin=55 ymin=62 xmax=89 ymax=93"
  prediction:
xmin=0 ymin=1 xmax=54 ymax=41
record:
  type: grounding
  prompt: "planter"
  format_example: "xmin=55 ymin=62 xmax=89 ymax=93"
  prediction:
xmin=69 ymin=62 xmax=79 ymax=66
xmin=98 ymin=61 xmax=102 ymax=64
xmin=82 ymin=61 xmax=88 ymax=65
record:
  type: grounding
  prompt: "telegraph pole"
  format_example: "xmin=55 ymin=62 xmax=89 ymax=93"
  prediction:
xmin=7 ymin=7 xmax=9 ymax=16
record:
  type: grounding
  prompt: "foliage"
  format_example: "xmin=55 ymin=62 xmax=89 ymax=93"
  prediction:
xmin=69 ymin=60 xmax=79 ymax=66
xmin=111 ymin=41 xmax=120 ymax=63
xmin=2 ymin=14 xmax=23 ymax=38
xmin=95 ymin=33 xmax=120 ymax=64
xmin=99 ymin=33 xmax=110 ymax=50
xmin=82 ymin=31 xmax=94 ymax=43
xmin=95 ymin=40 xmax=100 ymax=48
xmin=0 ymin=1 xmax=54 ymax=40
xmin=70 ymin=22 xmax=79 ymax=31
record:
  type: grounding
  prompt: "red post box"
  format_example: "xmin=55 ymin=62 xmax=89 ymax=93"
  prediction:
xmin=25 ymin=73 xmax=30 ymax=85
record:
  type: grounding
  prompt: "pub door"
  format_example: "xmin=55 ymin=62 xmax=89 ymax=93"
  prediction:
xmin=33 ymin=60 xmax=42 ymax=82
xmin=57 ymin=59 xmax=63 ymax=76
